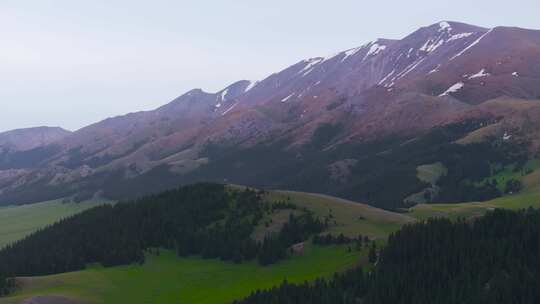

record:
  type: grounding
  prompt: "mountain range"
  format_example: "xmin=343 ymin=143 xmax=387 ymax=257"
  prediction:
xmin=1 ymin=21 xmax=540 ymax=207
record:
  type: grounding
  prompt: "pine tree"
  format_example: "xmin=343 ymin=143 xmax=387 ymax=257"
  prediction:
xmin=368 ymin=242 xmax=377 ymax=264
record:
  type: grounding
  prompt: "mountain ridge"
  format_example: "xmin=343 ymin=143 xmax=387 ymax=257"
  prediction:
xmin=1 ymin=20 xmax=540 ymax=206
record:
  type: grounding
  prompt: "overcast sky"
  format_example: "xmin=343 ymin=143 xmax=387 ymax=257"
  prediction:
xmin=1 ymin=0 xmax=539 ymax=132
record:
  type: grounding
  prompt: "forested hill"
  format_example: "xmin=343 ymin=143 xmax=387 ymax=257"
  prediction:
xmin=0 ymin=183 xmax=325 ymax=292
xmin=235 ymin=208 xmax=540 ymax=304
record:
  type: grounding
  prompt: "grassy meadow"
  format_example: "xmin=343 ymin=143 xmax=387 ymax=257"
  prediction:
xmin=267 ymin=190 xmax=415 ymax=239
xmin=0 ymin=188 xmax=384 ymax=304
xmin=1 ymin=245 xmax=362 ymax=304
xmin=409 ymin=159 xmax=540 ymax=220
xmin=0 ymin=199 xmax=110 ymax=249
xmin=3 ymin=170 xmax=540 ymax=303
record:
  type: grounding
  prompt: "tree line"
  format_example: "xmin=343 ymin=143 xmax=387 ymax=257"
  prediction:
xmin=0 ymin=183 xmax=324 ymax=283
xmin=191 ymin=119 xmax=529 ymax=210
xmin=235 ymin=208 xmax=540 ymax=304
xmin=0 ymin=275 xmax=13 ymax=296
xmin=1 ymin=118 xmax=529 ymax=209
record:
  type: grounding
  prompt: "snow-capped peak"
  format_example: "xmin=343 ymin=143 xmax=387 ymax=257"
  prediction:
xmin=320 ymin=51 xmax=342 ymax=63
xmin=363 ymin=41 xmax=386 ymax=61
xmin=438 ymin=21 xmax=452 ymax=32
xmin=340 ymin=47 xmax=363 ymax=62
xmin=298 ymin=57 xmax=324 ymax=76
xmin=244 ymin=80 xmax=259 ymax=92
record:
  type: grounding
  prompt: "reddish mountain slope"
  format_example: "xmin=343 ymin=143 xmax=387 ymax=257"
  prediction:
xmin=1 ymin=21 xmax=540 ymax=205
xmin=0 ymin=127 xmax=70 ymax=152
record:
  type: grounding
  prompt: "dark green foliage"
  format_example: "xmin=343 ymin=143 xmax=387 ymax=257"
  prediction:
xmin=186 ymin=119 xmax=527 ymax=210
xmin=0 ymin=275 xmax=14 ymax=297
xmin=0 ymin=184 xmax=323 ymax=280
xmin=72 ymin=190 xmax=95 ymax=203
xmin=269 ymin=200 xmax=297 ymax=211
xmin=233 ymin=268 xmax=369 ymax=304
xmin=310 ymin=123 xmax=344 ymax=148
xmin=504 ymin=179 xmax=523 ymax=194
xmin=332 ymin=119 xmax=523 ymax=207
xmin=432 ymin=140 xmax=526 ymax=202
xmin=367 ymin=242 xmax=377 ymax=264
xmin=257 ymin=236 xmax=287 ymax=266
xmin=0 ymin=179 xmax=76 ymax=206
xmin=312 ymin=233 xmax=363 ymax=246
xmin=190 ymin=130 xmax=420 ymax=210
xmin=235 ymin=208 xmax=540 ymax=304
xmin=369 ymin=208 xmax=540 ymax=303
xmin=259 ymin=213 xmax=325 ymax=265
xmin=0 ymin=119 xmax=529 ymax=209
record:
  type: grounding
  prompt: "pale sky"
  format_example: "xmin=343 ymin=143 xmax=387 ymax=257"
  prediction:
xmin=1 ymin=0 xmax=539 ymax=132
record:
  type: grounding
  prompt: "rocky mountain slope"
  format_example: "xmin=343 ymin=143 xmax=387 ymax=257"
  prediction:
xmin=1 ymin=21 xmax=540 ymax=207
xmin=0 ymin=127 xmax=71 ymax=196
xmin=0 ymin=127 xmax=70 ymax=152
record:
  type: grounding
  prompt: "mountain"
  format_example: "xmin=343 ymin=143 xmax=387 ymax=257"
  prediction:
xmin=1 ymin=21 xmax=540 ymax=207
xmin=0 ymin=127 xmax=70 ymax=152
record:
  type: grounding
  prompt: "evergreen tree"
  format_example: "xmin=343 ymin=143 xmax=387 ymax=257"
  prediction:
xmin=234 ymin=209 xmax=540 ymax=304
xmin=0 ymin=183 xmax=325 ymax=281
xmin=368 ymin=242 xmax=377 ymax=264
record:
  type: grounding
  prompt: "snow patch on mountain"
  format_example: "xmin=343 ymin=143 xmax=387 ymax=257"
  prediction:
xmin=245 ymin=81 xmax=259 ymax=92
xmin=222 ymin=102 xmax=238 ymax=115
xmin=320 ymin=52 xmax=341 ymax=63
xmin=341 ymin=47 xmax=363 ymax=62
xmin=220 ymin=89 xmax=229 ymax=101
xmin=439 ymin=82 xmax=465 ymax=96
xmin=379 ymin=69 xmax=396 ymax=85
xmin=447 ymin=32 xmax=474 ymax=42
xmin=420 ymin=37 xmax=445 ymax=53
xmin=428 ymin=64 xmax=441 ymax=74
xmin=420 ymin=26 xmax=475 ymax=55
xmin=451 ymin=29 xmax=493 ymax=60
xmin=299 ymin=58 xmax=323 ymax=76
xmin=363 ymin=42 xmax=386 ymax=61
xmin=468 ymin=69 xmax=490 ymax=79
xmin=395 ymin=58 xmax=426 ymax=81
xmin=439 ymin=21 xmax=452 ymax=32
xmin=281 ymin=93 xmax=294 ymax=102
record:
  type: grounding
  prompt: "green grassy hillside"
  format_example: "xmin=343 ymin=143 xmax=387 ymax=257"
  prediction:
xmin=416 ymin=162 xmax=447 ymax=184
xmin=266 ymin=190 xmax=415 ymax=239
xmin=0 ymin=187 xmax=389 ymax=304
xmin=0 ymin=199 xmax=110 ymax=249
xmin=409 ymin=188 xmax=540 ymax=220
xmin=3 ymin=179 xmax=540 ymax=304
xmin=405 ymin=162 xmax=447 ymax=204
xmin=410 ymin=161 xmax=540 ymax=220
xmin=1 ymin=245 xmax=362 ymax=304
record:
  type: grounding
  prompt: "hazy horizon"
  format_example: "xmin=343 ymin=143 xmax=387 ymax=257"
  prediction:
xmin=2 ymin=0 xmax=539 ymax=133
